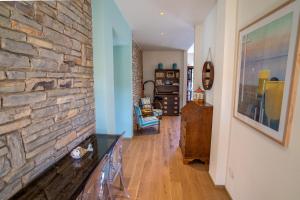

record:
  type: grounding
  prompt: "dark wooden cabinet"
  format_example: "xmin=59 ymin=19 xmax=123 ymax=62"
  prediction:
xmin=155 ymin=69 xmax=180 ymax=116
xmin=161 ymin=95 xmax=179 ymax=115
xmin=180 ymin=102 xmax=213 ymax=164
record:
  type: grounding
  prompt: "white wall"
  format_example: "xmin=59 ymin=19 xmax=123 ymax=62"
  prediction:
xmin=142 ymin=50 xmax=185 ymax=107
xmin=187 ymin=53 xmax=194 ymax=66
xmin=200 ymin=5 xmax=217 ymax=104
xmin=194 ymin=0 xmax=238 ymax=185
xmin=208 ymin=0 xmax=238 ymax=185
xmin=193 ymin=25 xmax=203 ymax=90
xmin=226 ymin=0 xmax=300 ymax=199
xmin=183 ymin=51 xmax=188 ymax=106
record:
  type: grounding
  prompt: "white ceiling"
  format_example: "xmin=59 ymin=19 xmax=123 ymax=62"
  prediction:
xmin=114 ymin=0 xmax=216 ymax=50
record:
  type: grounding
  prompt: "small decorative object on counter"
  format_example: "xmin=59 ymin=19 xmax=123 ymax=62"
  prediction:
xmin=158 ymin=63 xmax=164 ymax=69
xmin=172 ymin=63 xmax=177 ymax=69
xmin=87 ymin=143 xmax=94 ymax=152
xmin=193 ymin=87 xmax=205 ymax=103
xmin=70 ymin=146 xmax=89 ymax=159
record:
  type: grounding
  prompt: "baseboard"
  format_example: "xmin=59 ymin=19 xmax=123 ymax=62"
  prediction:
xmin=208 ymin=173 xmax=233 ymax=200
xmin=225 ymin=188 xmax=233 ymax=200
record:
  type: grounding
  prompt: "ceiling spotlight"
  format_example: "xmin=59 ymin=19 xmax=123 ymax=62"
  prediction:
xmin=160 ymin=11 xmax=165 ymax=16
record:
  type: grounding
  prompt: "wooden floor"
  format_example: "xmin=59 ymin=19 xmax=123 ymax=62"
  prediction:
xmin=118 ymin=116 xmax=230 ymax=200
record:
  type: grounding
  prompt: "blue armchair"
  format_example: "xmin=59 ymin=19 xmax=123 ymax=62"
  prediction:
xmin=134 ymin=105 xmax=160 ymax=134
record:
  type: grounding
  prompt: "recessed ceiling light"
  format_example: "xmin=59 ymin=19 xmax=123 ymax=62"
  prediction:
xmin=160 ymin=32 xmax=165 ymax=36
xmin=160 ymin=11 xmax=165 ymax=16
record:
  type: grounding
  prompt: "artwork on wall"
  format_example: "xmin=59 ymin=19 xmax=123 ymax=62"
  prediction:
xmin=234 ymin=1 xmax=300 ymax=146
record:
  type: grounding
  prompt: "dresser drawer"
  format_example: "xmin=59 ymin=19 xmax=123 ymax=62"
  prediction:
xmin=163 ymin=100 xmax=179 ymax=105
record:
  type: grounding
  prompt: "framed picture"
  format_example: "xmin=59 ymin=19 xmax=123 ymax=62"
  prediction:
xmin=234 ymin=1 xmax=300 ymax=146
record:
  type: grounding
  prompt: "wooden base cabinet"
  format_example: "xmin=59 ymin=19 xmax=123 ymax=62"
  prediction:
xmin=180 ymin=102 xmax=213 ymax=164
xmin=160 ymin=95 xmax=180 ymax=116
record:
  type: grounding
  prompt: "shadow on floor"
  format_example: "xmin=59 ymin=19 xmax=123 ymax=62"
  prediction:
xmin=133 ymin=127 xmax=160 ymax=136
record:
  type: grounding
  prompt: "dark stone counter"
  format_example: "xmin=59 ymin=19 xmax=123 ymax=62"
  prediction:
xmin=10 ymin=134 xmax=121 ymax=200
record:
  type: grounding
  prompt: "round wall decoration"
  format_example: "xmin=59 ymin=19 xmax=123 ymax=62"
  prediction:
xmin=202 ymin=61 xmax=214 ymax=90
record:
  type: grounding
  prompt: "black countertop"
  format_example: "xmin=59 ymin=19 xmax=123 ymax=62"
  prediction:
xmin=10 ymin=134 xmax=121 ymax=200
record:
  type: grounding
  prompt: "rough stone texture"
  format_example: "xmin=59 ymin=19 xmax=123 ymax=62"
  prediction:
xmin=0 ymin=27 xmax=26 ymax=42
xmin=0 ymin=1 xmax=95 ymax=198
xmin=0 ymin=119 xmax=31 ymax=135
xmin=0 ymin=106 xmax=31 ymax=125
xmin=25 ymin=78 xmax=57 ymax=91
xmin=0 ymin=50 xmax=30 ymax=68
xmin=1 ymin=38 xmax=38 ymax=56
xmin=0 ymin=72 xmax=5 ymax=80
xmin=0 ymin=147 xmax=8 ymax=157
xmin=31 ymin=58 xmax=59 ymax=71
xmin=0 ymin=179 xmax=22 ymax=200
xmin=0 ymin=156 xmax=11 ymax=177
xmin=2 ymin=92 xmax=47 ymax=107
xmin=132 ymin=40 xmax=143 ymax=105
xmin=27 ymin=36 xmax=53 ymax=49
xmin=0 ymin=82 xmax=25 ymax=93
xmin=0 ymin=136 xmax=5 ymax=147
xmin=6 ymin=132 xmax=26 ymax=169
xmin=55 ymin=131 xmax=76 ymax=150
xmin=132 ymin=41 xmax=143 ymax=129
xmin=6 ymin=71 xmax=26 ymax=80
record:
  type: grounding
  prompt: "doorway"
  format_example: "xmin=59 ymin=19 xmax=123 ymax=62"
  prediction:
xmin=186 ymin=66 xmax=194 ymax=102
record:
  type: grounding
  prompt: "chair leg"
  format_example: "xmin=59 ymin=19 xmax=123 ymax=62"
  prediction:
xmin=157 ymin=121 xmax=160 ymax=134
xmin=140 ymin=127 xmax=143 ymax=134
xmin=137 ymin=126 xmax=142 ymax=134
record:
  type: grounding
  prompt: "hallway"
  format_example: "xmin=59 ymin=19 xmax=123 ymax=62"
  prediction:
xmin=121 ymin=117 xmax=230 ymax=200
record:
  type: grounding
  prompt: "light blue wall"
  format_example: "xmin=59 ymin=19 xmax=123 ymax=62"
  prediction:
xmin=114 ymin=46 xmax=133 ymax=135
xmin=92 ymin=0 xmax=133 ymax=138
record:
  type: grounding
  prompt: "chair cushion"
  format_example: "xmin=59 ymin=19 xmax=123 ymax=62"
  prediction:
xmin=141 ymin=97 xmax=151 ymax=105
xmin=141 ymin=116 xmax=159 ymax=127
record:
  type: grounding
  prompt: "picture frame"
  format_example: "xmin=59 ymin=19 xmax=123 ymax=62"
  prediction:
xmin=234 ymin=1 xmax=300 ymax=146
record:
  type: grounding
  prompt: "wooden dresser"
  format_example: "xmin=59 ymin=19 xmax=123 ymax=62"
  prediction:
xmin=155 ymin=69 xmax=180 ymax=116
xmin=180 ymin=101 xmax=213 ymax=164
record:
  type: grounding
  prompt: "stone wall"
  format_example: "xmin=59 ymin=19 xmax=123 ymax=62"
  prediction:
xmin=0 ymin=1 xmax=95 ymax=199
xmin=132 ymin=40 xmax=143 ymax=106
xmin=132 ymin=40 xmax=143 ymax=129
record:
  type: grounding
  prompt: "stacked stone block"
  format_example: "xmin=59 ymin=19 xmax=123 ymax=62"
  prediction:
xmin=0 ymin=1 xmax=95 ymax=199
xmin=132 ymin=41 xmax=143 ymax=129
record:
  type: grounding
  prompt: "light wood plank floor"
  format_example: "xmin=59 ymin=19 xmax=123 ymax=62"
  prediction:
xmin=118 ymin=116 xmax=230 ymax=200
